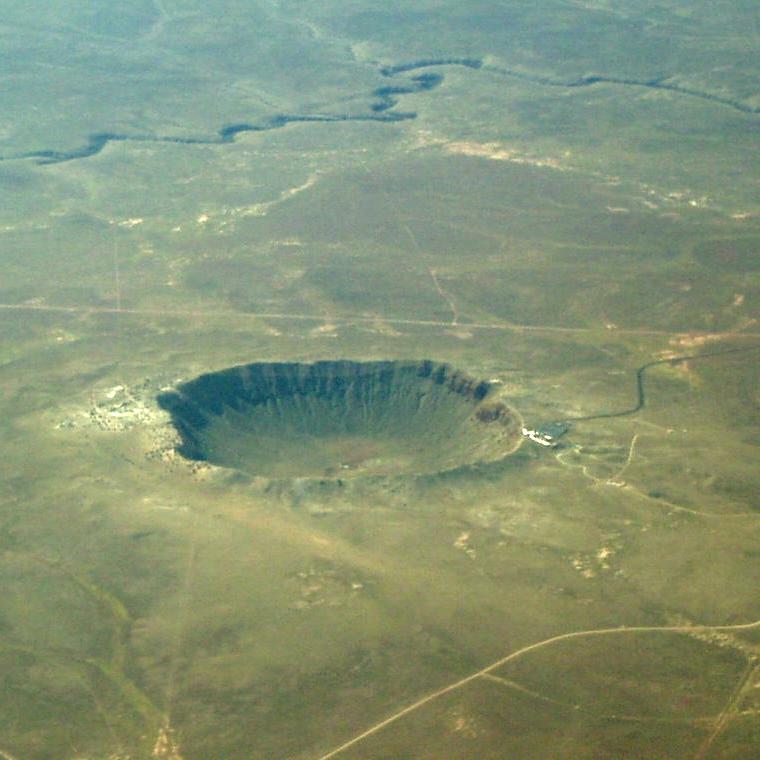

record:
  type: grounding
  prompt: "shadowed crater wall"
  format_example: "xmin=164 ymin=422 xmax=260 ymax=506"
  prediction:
xmin=157 ymin=360 xmax=523 ymax=479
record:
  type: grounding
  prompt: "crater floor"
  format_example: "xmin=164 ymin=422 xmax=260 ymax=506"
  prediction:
xmin=157 ymin=360 xmax=523 ymax=478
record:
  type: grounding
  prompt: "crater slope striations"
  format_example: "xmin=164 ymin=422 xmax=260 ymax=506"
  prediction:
xmin=157 ymin=360 xmax=523 ymax=479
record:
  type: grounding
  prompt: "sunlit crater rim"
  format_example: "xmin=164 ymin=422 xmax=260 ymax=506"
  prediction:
xmin=157 ymin=360 xmax=523 ymax=479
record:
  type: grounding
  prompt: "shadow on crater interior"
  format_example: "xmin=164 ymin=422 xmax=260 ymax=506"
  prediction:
xmin=157 ymin=360 xmax=523 ymax=479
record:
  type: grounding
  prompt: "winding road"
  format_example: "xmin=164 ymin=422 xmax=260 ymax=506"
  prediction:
xmin=563 ymin=343 xmax=760 ymax=423
xmin=315 ymin=618 xmax=760 ymax=759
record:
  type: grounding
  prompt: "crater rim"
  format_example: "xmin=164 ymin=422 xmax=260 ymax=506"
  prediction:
xmin=157 ymin=359 xmax=524 ymax=480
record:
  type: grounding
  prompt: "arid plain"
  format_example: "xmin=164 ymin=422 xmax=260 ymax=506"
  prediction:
xmin=1 ymin=1 xmax=759 ymax=758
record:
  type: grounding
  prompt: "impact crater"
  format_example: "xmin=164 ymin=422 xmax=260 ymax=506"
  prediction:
xmin=157 ymin=360 xmax=522 ymax=478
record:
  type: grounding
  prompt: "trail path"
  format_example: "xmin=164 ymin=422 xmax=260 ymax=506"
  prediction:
xmin=2 ymin=302 xmax=760 ymax=340
xmin=315 ymin=619 xmax=760 ymax=759
xmin=427 ymin=267 xmax=459 ymax=326
xmin=694 ymin=659 xmax=760 ymax=759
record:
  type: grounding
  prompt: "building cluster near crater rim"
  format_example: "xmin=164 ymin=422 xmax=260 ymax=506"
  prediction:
xmin=157 ymin=360 xmax=523 ymax=479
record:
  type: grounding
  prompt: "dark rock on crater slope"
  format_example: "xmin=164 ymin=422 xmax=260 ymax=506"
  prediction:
xmin=157 ymin=360 xmax=523 ymax=479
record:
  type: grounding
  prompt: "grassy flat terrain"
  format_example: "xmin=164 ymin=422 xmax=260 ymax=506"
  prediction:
xmin=0 ymin=1 xmax=759 ymax=758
